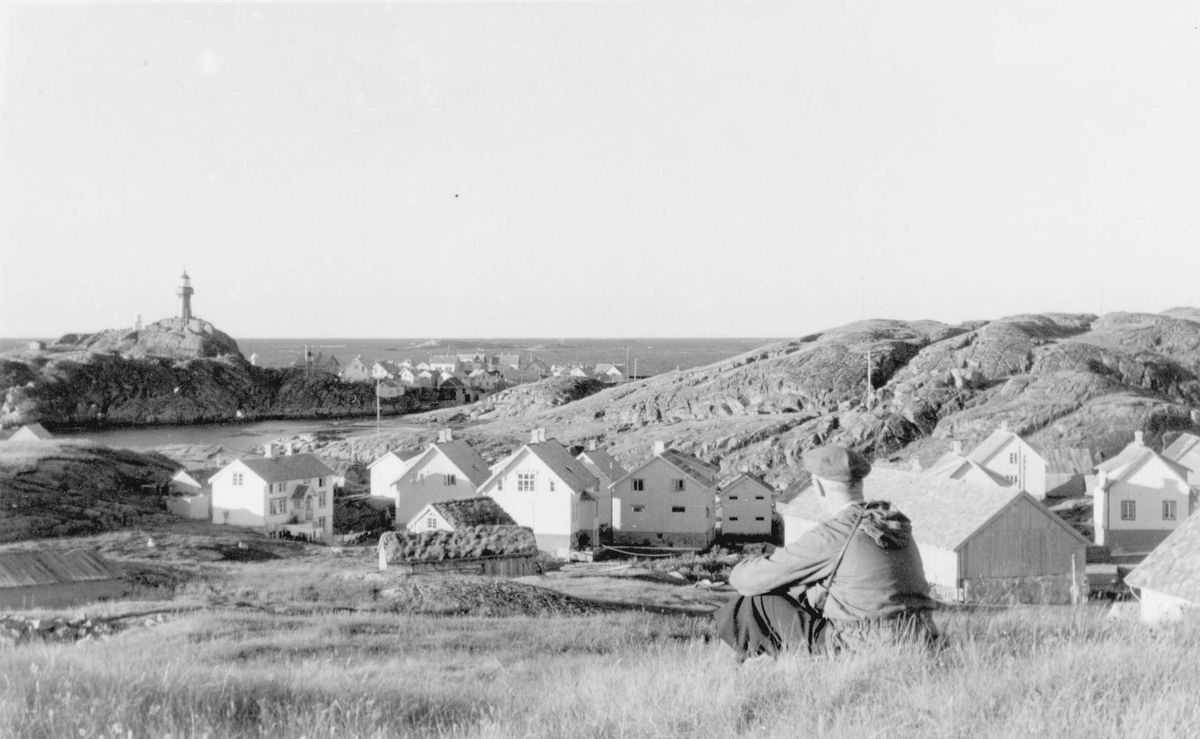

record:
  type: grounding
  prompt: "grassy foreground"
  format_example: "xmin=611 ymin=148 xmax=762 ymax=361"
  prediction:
xmin=3 ymin=605 xmax=1200 ymax=739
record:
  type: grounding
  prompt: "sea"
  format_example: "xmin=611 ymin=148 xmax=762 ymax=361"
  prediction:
xmin=1 ymin=336 xmax=782 ymax=451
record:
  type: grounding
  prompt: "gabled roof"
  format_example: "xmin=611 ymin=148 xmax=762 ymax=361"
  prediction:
xmin=1095 ymin=443 xmax=1190 ymax=485
xmin=0 ymin=550 xmax=123 ymax=588
xmin=779 ymin=468 xmax=1088 ymax=551
xmin=576 ymin=448 xmax=628 ymax=483
xmin=402 ymin=440 xmax=492 ymax=489
xmin=367 ymin=448 xmax=423 ymax=470
xmin=966 ymin=428 xmax=1044 ymax=465
xmin=925 ymin=454 xmax=1012 ymax=487
xmin=720 ymin=473 xmax=774 ymax=496
xmin=1043 ymin=447 xmax=1096 ymax=475
xmin=613 ymin=449 xmax=719 ymax=489
xmin=1162 ymin=433 xmax=1200 ymax=471
xmin=1127 ymin=510 xmax=1200 ymax=603
xmin=11 ymin=423 xmax=54 ymax=440
xmin=233 ymin=453 xmax=335 ymax=484
xmin=427 ymin=497 xmax=516 ymax=528
xmin=486 ymin=439 xmax=600 ymax=493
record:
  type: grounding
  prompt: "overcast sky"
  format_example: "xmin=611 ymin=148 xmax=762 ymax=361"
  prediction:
xmin=2 ymin=2 xmax=1198 ymax=340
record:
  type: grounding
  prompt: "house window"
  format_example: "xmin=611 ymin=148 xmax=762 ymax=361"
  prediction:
xmin=318 ymin=492 xmax=327 ymax=508
xmin=317 ymin=517 xmax=326 ymax=530
xmin=754 ymin=496 xmax=765 ymax=500
xmin=632 ymin=505 xmax=645 ymax=513
xmin=672 ymin=479 xmax=685 ymax=492
xmin=1120 ymin=501 xmax=1136 ymax=520
xmin=518 ymin=472 xmax=535 ymax=492
xmin=497 ymin=479 xmax=504 ymax=492
xmin=549 ymin=480 xmax=556 ymax=492
xmin=1009 ymin=452 xmax=1018 ymax=464
xmin=728 ymin=516 xmax=739 ymax=521
xmin=269 ymin=498 xmax=286 ymax=516
xmin=755 ymin=517 xmax=765 ymax=521
xmin=318 ymin=477 xmax=326 ymax=488
xmin=672 ymin=506 xmax=686 ymax=513
xmin=232 ymin=473 xmax=243 ymax=486
xmin=445 ymin=474 xmax=457 ymax=486
xmin=426 ymin=516 xmax=437 ymax=529
xmin=728 ymin=495 xmax=738 ymax=500
xmin=632 ymin=479 xmax=645 ymax=491
xmin=1163 ymin=501 xmax=1177 ymax=521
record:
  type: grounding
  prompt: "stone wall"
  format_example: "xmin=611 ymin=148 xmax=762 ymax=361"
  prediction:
xmin=962 ymin=573 xmax=1088 ymax=605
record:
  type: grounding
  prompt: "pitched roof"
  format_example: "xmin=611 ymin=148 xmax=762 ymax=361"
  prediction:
xmin=0 ymin=550 xmax=123 ymax=588
xmin=720 ymin=473 xmax=774 ymax=495
xmin=428 ymin=497 xmax=517 ymax=528
xmin=367 ymin=448 xmax=423 ymax=470
xmin=428 ymin=440 xmax=492 ymax=488
xmin=429 ymin=354 xmax=458 ymax=365
xmin=525 ymin=440 xmax=601 ymax=492
xmin=289 ymin=484 xmax=312 ymax=500
xmin=612 ymin=449 xmax=720 ymax=489
xmin=1126 ymin=511 xmax=1200 ymax=604
xmin=1162 ymin=433 xmax=1200 ymax=471
xmin=925 ymin=454 xmax=1013 ymax=487
xmin=236 ymin=453 xmax=335 ymax=484
xmin=11 ymin=423 xmax=53 ymax=440
xmin=779 ymin=468 xmax=1088 ymax=551
xmin=1095 ymin=442 xmax=1190 ymax=484
xmin=1043 ymin=447 xmax=1096 ymax=475
xmin=577 ymin=448 xmax=628 ymax=483
xmin=966 ymin=428 xmax=1043 ymax=465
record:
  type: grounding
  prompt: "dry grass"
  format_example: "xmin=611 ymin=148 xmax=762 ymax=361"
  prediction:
xmin=3 ymin=606 xmax=1200 ymax=739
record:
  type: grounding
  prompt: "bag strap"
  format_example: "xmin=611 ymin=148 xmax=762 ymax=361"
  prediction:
xmin=822 ymin=506 xmax=865 ymax=592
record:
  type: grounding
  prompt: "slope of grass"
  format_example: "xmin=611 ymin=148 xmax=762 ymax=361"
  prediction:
xmin=3 ymin=606 xmax=1200 ymax=739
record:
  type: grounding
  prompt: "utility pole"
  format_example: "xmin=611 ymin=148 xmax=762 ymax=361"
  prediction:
xmin=865 ymin=348 xmax=874 ymax=408
xmin=625 ymin=342 xmax=631 ymax=384
xmin=376 ymin=376 xmax=381 ymax=435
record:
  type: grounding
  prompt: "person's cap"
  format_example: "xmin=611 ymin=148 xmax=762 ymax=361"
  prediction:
xmin=802 ymin=445 xmax=872 ymax=484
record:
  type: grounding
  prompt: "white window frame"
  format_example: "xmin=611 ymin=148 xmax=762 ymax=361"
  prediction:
xmin=518 ymin=472 xmax=536 ymax=492
xmin=672 ymin=479 xmax=685 ymax=492
xmin=1163 ymin=500 xmax=1177 ymax=521
xmin=632 ymin=479 xmax=645 ymax=492
xmin=232 ymin=472 xmax=243 ymax=486
xmin=1120 ymin=500 xmax=1136 ymax=521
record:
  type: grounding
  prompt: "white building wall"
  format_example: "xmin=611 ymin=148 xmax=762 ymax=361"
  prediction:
xmin=720 ymin=478 xmax=774 ymax=536
xmin=370 ymin=455 xmax=412 ymax=500
xmin=211 ymin=463 xmax=267 ymax=528
xmin=485 ymin=452 xmax=576 ymax=539
xmin=393 ymin=452 xmax=479 ymax=528
xmin=1139 ymin=589 xmax=1196 ymax=623
xmin=981 ymin=438 xmax=1047 ymax=496
xmin=1106 ymin=462 xmax=1192 ymax=533
xmin=613 ymin=457 xmax=715 ymax=538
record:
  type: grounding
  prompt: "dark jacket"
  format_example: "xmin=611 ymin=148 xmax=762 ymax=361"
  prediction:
xmin=728 ymin=500 xmax=935 ymax=622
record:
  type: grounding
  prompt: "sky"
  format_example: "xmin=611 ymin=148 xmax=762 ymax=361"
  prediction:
xmin=1 ymin=1 xmax=1198 ymax=340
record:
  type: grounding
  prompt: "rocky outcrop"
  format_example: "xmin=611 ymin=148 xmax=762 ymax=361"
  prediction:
xmin=53 ymin=318 xmax=242 ymax=360
xmin=319 ymin=308 xmax=1200 ymax=493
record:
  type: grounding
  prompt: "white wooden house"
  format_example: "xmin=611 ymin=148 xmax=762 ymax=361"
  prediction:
xmin=780 ymin=468 xmax=1089 ymax=604
xmin=368 ymin=447 xmax=425 ymax=500
xmin=479 ymin=429 xmax=601 ymax=556
xmin=965 ymin=423 xmax=1049 ymax=497
xmin=719 ymin=473 xmax=775 ymax=537
xmin=609 ymin=441 xmax=719 ymax=549
xmin=1090 ymin=432 xmax=1195 ymax=553
xmin=1126 ymin=510 xmax=1200 ymax=622
xmin=339 ymin=356 xmax=371 ymax=383
xmin=926 ymin=442 xmax=1012 ymax=488
xmin=429 ymin=355 xmax=460 ymax=373
xmin=209 ymin=445 xmax=336 ymax=539
xmin=575 ymin=440 xmax=629 ymax=530
xmin=390 ymin=430 xmax=492 ymax=529
xmin=406 ymin=497 xmax=516 ymax=533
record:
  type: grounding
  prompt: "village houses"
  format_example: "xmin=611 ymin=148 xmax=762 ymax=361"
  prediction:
xmin=209 ymin=444 xmax=336 ymax=539
xmin=1090 ymin=431 xmax=1195 ymax=553
xmin=339 ymin=356 xmax=371 ymax=383
xmin=388 ymin=430 xmax=492 ymax=528
xmin=575 ymin=440 xmax=628 ymax=530
xmin=479 ymin=429 xmax=602 ymax=556
xmin=368 ymin=447 xmax=425 ymax=500
xmin=609 ymin=442 xmax=719 ymax=548
xmin=965 ymin=423 xmax=1049 ymax=497
xmin=925 ymin=441 xmax=1013 ymax=487
xmin=718 ymin=473 xmax=775 ymax=537
xmin=1162 ymin=432 xmax=1200 ymax=485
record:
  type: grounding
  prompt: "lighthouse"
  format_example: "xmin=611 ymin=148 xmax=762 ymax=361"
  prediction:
xmin=176 ymin=270 xmax=195 ymax=321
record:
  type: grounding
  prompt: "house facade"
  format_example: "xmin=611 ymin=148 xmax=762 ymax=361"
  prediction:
xmin=209 ymin=446 xmax=336 ymax=538
xmin=966 ymin=424 xmax=1048 ymax=496
xmin=368 ymin=448 xmax=424 ymax=500
xmin=609 ymin=442 xmax=718 ymax=548
xmin=719 ymin=474 xmax=775 ymax=537
xmin=479 ymin=429 xmax=602 ymax=556
xmin=391 ymin=431 xmax=492 ymax=528
xmin=1091 ymin=432 xmax=1195 ymax=553
xmin=575 ymin=442 xmax=628 ymax=531
xmin=340 ymin=357 xmax=371 ymax=383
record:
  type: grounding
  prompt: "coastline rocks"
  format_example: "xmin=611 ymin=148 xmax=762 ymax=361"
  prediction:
xmin=53 ymin=317 xmax=243 ymax=360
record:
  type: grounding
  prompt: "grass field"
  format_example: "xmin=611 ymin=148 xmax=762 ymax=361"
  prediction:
xmin=3 ymin=523 xmax=1200 ymax=738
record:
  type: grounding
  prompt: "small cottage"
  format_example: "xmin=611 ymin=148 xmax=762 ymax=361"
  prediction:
xmin=719 ymin=473 xmax=775 ymax=537
xmin=376 ymin=526 xmax=540 ymax=577
xmin=209 ymin=445 xmax=336 ymax=539
xmin=1126 ymin=510 xmax=1200 ymax=622
xmin=339 ymin=356 xmax=372 ymax=383
xmin=780 ymin=468 xmax=1089 ymax=604
xmin=0 ymin=550 xmax=127 ymax=610
xmin=407 ymin=497 xmax=516 ymax=533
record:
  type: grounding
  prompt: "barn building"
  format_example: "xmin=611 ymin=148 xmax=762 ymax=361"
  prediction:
xmin=780 ymin=468 xmax=1089 ymax=604
xmin=0 ymin=550 xmax=127 ymax=610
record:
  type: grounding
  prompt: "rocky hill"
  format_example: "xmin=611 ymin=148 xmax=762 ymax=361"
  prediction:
xmin=315 ymin=309 xmax=1200 ymax=490
xmin=0 ymin=318 xmax=433 ymax=429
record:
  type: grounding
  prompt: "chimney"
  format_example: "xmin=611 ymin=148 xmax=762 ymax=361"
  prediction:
xmin=286 ymin=442 xmax=295 ymax=456
xmin=589 ymin=439 xmax=597 ymax=452
xmin=653 ymin=440 xmax=666 ymax=455
xmin=438 ymin=429 xmax=452 ymax=443
xmin=264 ymin=443 xmax=274 ymax=458
xmin=530 ymin=429 xmax=542 ymax=444
xmin=910 ymin=459 xmax=923 ymax=472
xmin=1134 ymin=430 xmax=1144 ymax=446
xmin=951 ymin=440 xmax=963 ymax=456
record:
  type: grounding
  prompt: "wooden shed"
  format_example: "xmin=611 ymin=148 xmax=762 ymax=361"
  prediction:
xmin=0 ymin=550 xmax=127 ymax=610
xmin=780 ymin=468 xmax=1089 ymax=604
xmin=377 ymin=525 xmax=540 ymax=577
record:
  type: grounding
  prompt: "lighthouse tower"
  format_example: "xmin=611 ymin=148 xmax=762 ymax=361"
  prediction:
xmin=176 ymin=270 xmax=195 ymax=322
